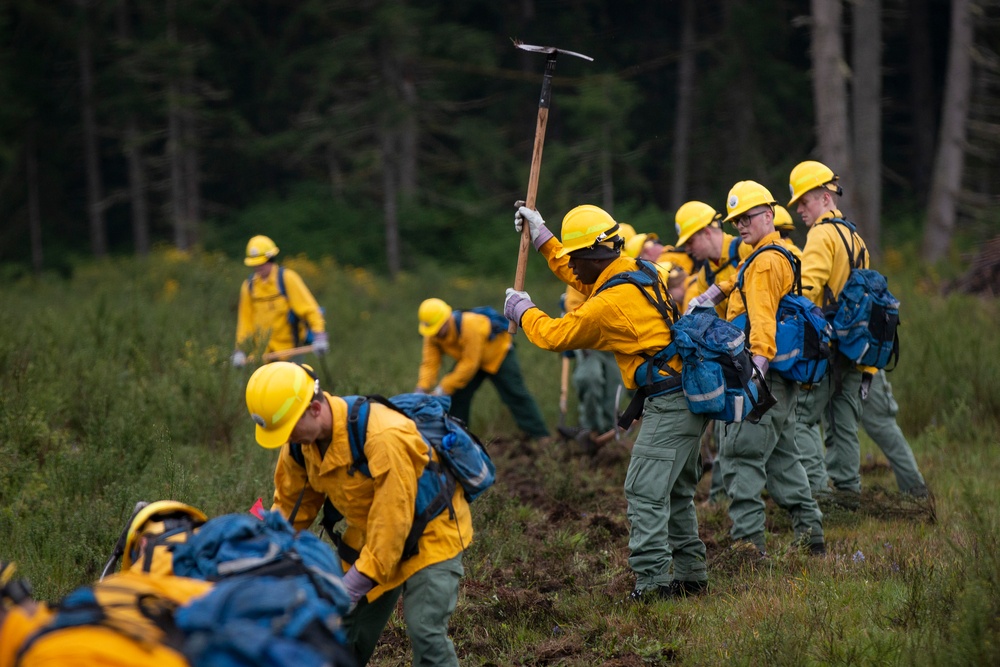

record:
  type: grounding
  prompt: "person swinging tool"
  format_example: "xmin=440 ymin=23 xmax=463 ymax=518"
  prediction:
xmin=231 ymin=235 xmax=329 ymax=367
xmin=504 ymin=203 xmax=710 ymax=602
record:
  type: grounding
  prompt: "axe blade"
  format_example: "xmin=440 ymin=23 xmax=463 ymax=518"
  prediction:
xmin=513 ymin=40 xmax=594 ymax=62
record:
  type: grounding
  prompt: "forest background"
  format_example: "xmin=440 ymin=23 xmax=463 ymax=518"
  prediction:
xmin=1 ymin=0 xmax=998 ymax=277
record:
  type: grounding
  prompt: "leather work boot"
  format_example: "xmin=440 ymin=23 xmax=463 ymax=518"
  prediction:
xmin=622 ymin=580 xmax=707 ymax=604
xmin=556 ymin=425 xmax=587 ymax=442
xmin=808 ymin=541 xmax=827 ymax=556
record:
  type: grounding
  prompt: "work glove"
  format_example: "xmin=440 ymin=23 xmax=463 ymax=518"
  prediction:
xmin=342 ymin=566 xmax=376 ymax=611
xmin=752 ymin=355 xmax=769 ymax=378
xmin=414 ymin=386 xmax=427 ymax=394
xmin=312 ymin=331 xmax=329 ymax=355
xmin=230 ymin=350 xmax=247 ymax=368
xmin=860 ymin=372 xmax=873 ymax=400
xmin=514 ymin=201 xmax=554 ymax=250
xmin=431 ymin=385 xmax=446 ymax=397
xmin=684 ymin=284 xmax=725 ymax=315
xmin=504 ymin=287 xmax=537 ymax=325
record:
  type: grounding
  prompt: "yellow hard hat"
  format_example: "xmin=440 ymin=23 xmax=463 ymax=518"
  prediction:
xmin=773 ymin=205 xmax=794 ymax=232
xmin=418 ymin=298 xmax=452 ymax=337
xmin=674 ymin=201 xmax=721 ymax=247
xmin=246 ymin=362 xmax=320 ymax=449
xmin=724 ymin=181 xmax=777 ymax=222
xmin=624 ymin=232 xmax=658 ymax=259
xmin=555 ymin=205 xmax=622 ymax=259
xmin=122 ymin=501 xmax=207 ymax=571
xmin=617 ymin=223 xmax=637 ymax=243
xmin=244 ymin=235 xmax=280 ymax=267
xmin=787 ymin=160 xmax=841 ymax=206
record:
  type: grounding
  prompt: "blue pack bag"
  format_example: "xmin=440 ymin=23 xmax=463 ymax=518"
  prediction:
xmin=172 ymin=511 xmax=350 ymax=609
xmin=176 ymin=575 xmax=357 ymax=667
xmin=732 ymin=244 xmax=833 ymax=384
xmin=671 ymin=308 xmax=771 ymax=423
xmin=821 ymin=219 xmax=900 ymax=369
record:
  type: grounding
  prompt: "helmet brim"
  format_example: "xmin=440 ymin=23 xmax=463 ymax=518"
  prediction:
xmin=245 ymin=255 xmax=269 ymax=267
xmin=418 ymin=314 xmax=449 ymax=338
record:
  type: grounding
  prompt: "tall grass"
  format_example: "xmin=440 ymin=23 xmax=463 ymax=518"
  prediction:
xmin=1 ymin=248 xmax=998 ymax=664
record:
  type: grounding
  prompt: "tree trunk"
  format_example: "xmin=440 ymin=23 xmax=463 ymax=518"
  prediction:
xmin=907 ymin=0 xmax=937 ymax=199
xmin=380 ymin=123 xmax=400 ymax=277
xmin=116 ymin=0 xmax=150 ymax=256
xmin=399 ymin=74 xmax=418 ymax=199
xmin=78 ymin=0 xmax=107 ymax=257
xmin=670 ymin=0 xmax=696 ymax=210
xmin=922 ymin=0 xmax=974 ymax=263
xmin=182 ymin=74 xmax=201 ymax=246
xmin=809 ymin=0 xmax=854 ymax=214
xmin=26 ymin=129 xmax=43 ymax=274
xmin=166 ymin=0 xmax=188 ymax=249
xmin=851 ymin=0 xmax=882 ymax=257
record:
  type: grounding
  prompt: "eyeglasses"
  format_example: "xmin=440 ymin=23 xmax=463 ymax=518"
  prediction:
xmin=733 ymin=210 xmax=767 ymax=229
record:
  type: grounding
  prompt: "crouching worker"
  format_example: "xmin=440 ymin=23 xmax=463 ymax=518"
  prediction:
xmin=246 ymin=361 xmax=472 ymax=666
xmin=505 ymin=204 xmax=709 ymax=601
xmin=0 ymin=560 xmax=212 ymax=667
xmin=416 ymin=298 xmax=549 ymax=440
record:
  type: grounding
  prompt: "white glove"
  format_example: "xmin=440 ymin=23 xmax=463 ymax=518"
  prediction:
xmin=684 ymin=284 xmax=725 ymax=315
xmin=431 ymin=385 xmax=446 ymax=396
xmin=752 ymin=355 xmax=769 ymax=377
xmin=312 ymin=331 xmax=329 ymax=355
xmin=231 ymin=350 xmax=247 ymax=368
xmin=514 ymin=204 xmax=545 ymax=240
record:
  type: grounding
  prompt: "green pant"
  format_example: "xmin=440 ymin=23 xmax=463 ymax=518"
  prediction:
xmin=707 ymin=421 xmax=727 ymax=501
xmin=573 ymin=349 xmax=621 ymax=433
xmin=795 ymin=356 xmax=864 ymax=494
xmin=450 ymin=346 xmax=549 ymax=438
xmin=345 ymin=553 xmax=464 ymax=666
xmin=722 ymin=372 xmax=823 ymax=550
xmin=624 ymin=391 xmax=708 ymax=589
xmin=861 ymin=370 xmax=926 ymax=493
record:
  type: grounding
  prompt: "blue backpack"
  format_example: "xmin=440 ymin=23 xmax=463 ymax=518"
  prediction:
xmin=670 ymin=309 xmax=772 ymax=423
xmin=821 ymin=219 xmax=901 ymax=369
xmin=594 ymin=259 xmax=772 ymax=425
xmin=288 ymin=393 xmax=493 ymax=563
xmin=453 ymin=306 xmax=509 ymax=340
xmin=247 ymin=266 xmax=316 ymax=347
xmin=732 ymin=244 xmax=833 ymax=384
xmin=176 ymin=575 xmax=357 ymax=667
xmin=171 ymin=512 xmax=355 ymax=666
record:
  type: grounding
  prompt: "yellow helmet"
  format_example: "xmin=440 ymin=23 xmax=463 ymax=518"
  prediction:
xmin=617 ymin=223 xmax=637 ymax=243
xmin=724 ymin=181 xmax=777 ymax=222
xmin=246 ymin=362 xmax=320 ymax=449
xmin=555 ymin=205 xmax=623 ymax=259
xmin=122 ymin=501 xmax=207 ymax=571
xmin=418 ymin=298 xmax=452 ymax=337
xmin=675 ymin=201 xmax=721 ymax=247
xmin=624 ymin=232 xmax=658 ymax=259
xmin=787 ymin=160 xmax=841 ymax=206
xmin=244 ymin=235 xmax=279 ymax=267
xmin=773 ymin=205 xmax=794 ymax=232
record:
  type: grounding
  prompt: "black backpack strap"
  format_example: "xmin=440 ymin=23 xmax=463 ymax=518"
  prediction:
xmin=452 ymin=310 xmax=462 ymax=337
xmin=824 ymin=218 xmax=866 ymax=270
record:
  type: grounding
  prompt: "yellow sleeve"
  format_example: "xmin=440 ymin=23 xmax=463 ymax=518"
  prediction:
xmin=271 ymin=445 xmax=325 ymax=531
xmin=521 ymin=291 xmax=619 ymax=353
xmin=440 ymin=318 xmax=488 ymax=393
xmin=417 ymin=337 xmax=442 ymax=391
xmin=282 ymin=269 xmax=326 ymax=334
xmin=800 ymin=228 xmax=837 ymax=307
xmin=353 ymin=420 xmax=426 ymax=584
xmin=235 ymin=280 xmax=254 ymax=347
xmin=742 ymin=255 xmax=793 ymax=360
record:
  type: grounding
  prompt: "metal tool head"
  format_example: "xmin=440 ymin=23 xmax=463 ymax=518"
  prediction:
xmin=513 ymin=40 xmax=594 ymax=62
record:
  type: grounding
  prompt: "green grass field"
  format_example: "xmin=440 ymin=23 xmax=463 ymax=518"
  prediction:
xmin=1 ymin=248 xmax=998 ymax=665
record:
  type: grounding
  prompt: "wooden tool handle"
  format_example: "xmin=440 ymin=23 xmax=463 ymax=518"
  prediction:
xmin=509 ymin=106 xmax=550 ymax=334
xmin=262 ymin=344 xmax=316 ymax=362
